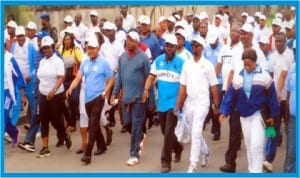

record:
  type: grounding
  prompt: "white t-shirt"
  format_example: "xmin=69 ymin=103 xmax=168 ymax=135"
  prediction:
xmin=122 ymin=14 xmax=136 ymax=32
xmin=177 ymin=48 xmax=193 ymax=61
xmin=37 ymin=54 xmax=65 ymax=95
xmin=72 ymin=22 xmax=89 ymax=46
xmin=210 ymin=25 xmax=228 ymax=45
xmin=115 ymin=29 xmax=127 ymax=45
xmin=268 ymin=48 xmax=295 ymax=100
xmin=180 ymin=57 xmax=218 ymax=106
xmin=254 ymin=26 xmax=271 ymax=42
xmin=99 ymin=39 xmax=124 ymax=71
xmin=217 ymin=42 xmax=243 ymax=91
xmin=13 ymin=41 xmax=30 ymax=78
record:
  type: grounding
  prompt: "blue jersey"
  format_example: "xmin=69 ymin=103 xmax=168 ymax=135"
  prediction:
xmin=151 ymin=54 xmax=185 ymax=112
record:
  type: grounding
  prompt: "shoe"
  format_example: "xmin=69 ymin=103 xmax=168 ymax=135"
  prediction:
xmin=219 ymin=163 xmax=236 ymax=172
xmin=23 ymin=124 xmax=30 ymax=130
xmin=106 ymin=128 xmax=113 ymax=146
xmin=263 ymin=161 xmax=273 ymax=172
xmin=36 ymin=147 xmax=50 ymax=158
xmin=36 ymin=132 xmax=41 ymax=138
xmin=11 ymin=129 xmax=20 ymax=147
xmin=187 ymin=166 xmax=197 ymax=173
xmin=174 ymin=144 xmax=183 ymax=162
xmin=76 ymin=148 xmax=85 ymax=154
xmin=18 ymin=142 xmax=35 ymax=152
xmin=200 ymin=151 xmax=210 ymax=167
xmin=213 ymin=134 xmax=220 ymax=141
xmin=120 ymin=126 xmax=127 ymax=133
xmin=65 ymin=134 xmax=72 ymax=149
xmin=147 ymin=120 xmax=153 ymax=130
xmin=160 ymin=164 xmax=171 ymax=173
xmin=94 ymin=148 xmax=107 ymax=155
xmin=126 ymin=157 xmax=139 ymax=166
xmin=56 ymin=140 xmax=64 ymax=147
xmin=81 ymin=155 xmax=91 ymax=164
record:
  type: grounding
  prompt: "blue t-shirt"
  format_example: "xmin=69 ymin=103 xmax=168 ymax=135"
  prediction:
xmin=79 ymin=56 xmax=113 ymax=103
xmin=140 ymin=33 xmax=161 ymax=60
xmin=151 ymin=54 xmax=185 ymax=112
xmin=286 ymin=63 xmax=296 ymax=116
xmin=203 ymin=43 xmax=223 ymax=84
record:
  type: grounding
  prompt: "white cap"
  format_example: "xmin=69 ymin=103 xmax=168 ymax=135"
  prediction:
xmin=85 ymin=31 xmax=97 ymax=42
xmin=206 ymin=31 xmax=219 ymax=44
xmin=138 ymin=15 xmax=151 ymax=25
xmin=41 ymin=36 xmax=54 ymax=47
xmin=290 ymin=6 xmax=296 ymax=11
xmin=275 ymin=12 xmax=283 ymax=19
xmin=158 ymin=16 xmax=167 ymax=23
xmin=175 ymin=29 xmax=187 ymax=40
xmin=174 ymin=14 xmax=180 ymax=20
xmin=165 ymin=34 xmax=177 ymax=45
xmin=255 ymin=11 xmax=261 ymax=17
xmin=64 ymin=15 xmax=73 ymax=23
xmin=7 ymin=20 xmax=17 ymax=28
xmin=191 ymin=35 xmax=206 ymax=47
xmin=167 ymin=16 xmax=176 ymax=24
xmin=272 ymin=18 xmax=282 ymax=27
xmin=186 ymin=10 xmax=194 ymax=16
xmin=199 ymin=12 xmax=208 ymax=20
xmin=215 ymin=14 xmax=223 ymax=21
xmin=175 ymin=21 xmax=185 ymax=29
xmin=15 ymin=26 xmax=26 ymax=36
xmin=259 ymin=36 xmax=269 ymax=44
xmin=241 ymin=12 xmax=248 ymax=17
xmin=192 ymin=14 xmax=201 ymax=21
xmin=259 ymin=14 xmax=266 ymax=21
xmin=246 ymin=16 xmax=255 ymax=24
xmin=102 ymin=21 xmax=117 ymax=31
xmin=89 ymin=10 xmax=99 ymax=17
xmin=127 ymin=31 xmax=140 ymax=42
xmin=284 ymin=21 xmax=294 ymax=30
xmin=26 ymin=21 xmax=37 ymax=30
xmin=241 ymin=23 xmax=253 ymax=33
xmin=86 ymin=37 xmax=99 ymax=48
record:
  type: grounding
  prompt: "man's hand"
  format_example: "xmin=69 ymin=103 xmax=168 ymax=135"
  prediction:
xmin=65 ymin=88 xmax=72 ymax=100
xmin=266 ymin=118 xmax=274 ymax=126
xmin=142 ymin=90 xmax=149 ymax=103
xmin=219 ymin=114 xmax=227 ymax=124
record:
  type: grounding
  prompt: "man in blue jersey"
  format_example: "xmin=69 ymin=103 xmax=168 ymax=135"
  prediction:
xmin=143 ymin=34 xmax=185 ymax=173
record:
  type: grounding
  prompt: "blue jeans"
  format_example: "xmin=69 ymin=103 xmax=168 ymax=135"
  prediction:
xmin=284 ymin=115 xmax=295 ymax=172
xmin=122 ymin=101 xmax=146 ymax=158
xmin=4 ymin=89 xmax=18 ymax=139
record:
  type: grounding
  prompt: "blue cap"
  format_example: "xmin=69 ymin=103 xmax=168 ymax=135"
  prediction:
xmin=35 ymin=30 xmax=49 ymax=39
xmin=40 ymin=13 xmax=50 ymax=19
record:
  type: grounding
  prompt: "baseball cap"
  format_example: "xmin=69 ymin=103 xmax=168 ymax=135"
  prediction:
xmin=127 ymin=31 xmax=140 ymax=43
xmin=102 ymin=21 xmax=117 ymax=31
xmin=241 ymin=12 xmax=248 ymax=17
xmin=64 ymin=15 xmax=73 ymax=23
xmin=41 ymin=36 xmax=54 ymax=47
xmin=272 ymin=18 xmax=282 ymax=27
xmin=246 ymin=16 xmax=255 ymax=24
xmin=175 ymin=21 xmax=185 ymax=29
xmin=284 ymin=22 xmax=294 ymax=30
xmin=158 ymin=16 xmax=167 ymax=23
xmin=255 ymin=11 xmax=261 ymax=17
xmin=89 ymin=10 xmax=99 ymax=17
xmin=259 ymin=36 xmax=269 ymax=45
xmin=167 ymin=16 xmax=176 ymax=24
xmin=7 ymin=20 xmax=17 ymax=28
xmin=241 ymin=23 xmax=253 ymax=33
xmin=26 ymin=21 xmax=37 ymax=30
xmin=186 ymin=10 xmax=194 ymax=16
xmin=275 ymin=12 xmax=283 ymax=19
xmin=206 ymin=31 xmax=219 ymax=44
xmin=15 ymin=26 xmax=26 ymax=36
xmin=215 ymin=14 xmax=223 ymax=21
xmin=290 ymin=6 xmax=295 ymax=11
xmin=199 ymin=12 xmax=208 ymax=20
xmin=35 ymin=31 xmax=49 ymax=39
xmin=259 ymin=14 xmax=266 ymax=21
xmin=192 ymin=14 xmax=201 ymax=21
xmin=86 ymin=37 xmax=99 ymax=48
xmin=40 ymin=13 xmax=50 ymax=19
xmin=174 ymin=14 xmax=180 ymax=20
xmin=138 ymin=15 xmax=151 ymax=25
xmin=165 ymin=34 xmax=177 ymax=45
xmin=191 ymin=35 xmax=206 ymax=47
xmin=175 ymin=29 xmax=187 ymax=40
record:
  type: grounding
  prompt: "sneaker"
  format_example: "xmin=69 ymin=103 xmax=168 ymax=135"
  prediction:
xmin=65 ymin=134 xmax=72 ymax=149
xmin=36 ymin=132 xmax=41 ymax=138
xmin=174 ymin=144 xmax=183 ymax=162
xmin=160 ymin=164 xmax=171 ymax=173
xmin=18 ymin=142 xmax=35 ymax=152
xmin=36 ymin=147 xmax=51 ymax=158
xmin=200 ymin=151 xmax=210 ymax=167
xmin=219 ymin=163 xmax=236 ymax=172
xmin=126 ymin=157 xmax=139 ymax=166
xmin=12 ymin=129 xmax=20 ymax=147
xmin=263 ymin=161 xmax=273 ymax=172
xmin=4 ymin=134 xmax=12 ymax=144
xmin=56 ymin=140 xmax=64 ymax=147
xmin=187 ymin=166 xmax=197 ymax=173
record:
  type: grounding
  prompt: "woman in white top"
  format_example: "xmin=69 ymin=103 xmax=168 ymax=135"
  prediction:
xmin=36 ymin=36 xmax=72 ymax=158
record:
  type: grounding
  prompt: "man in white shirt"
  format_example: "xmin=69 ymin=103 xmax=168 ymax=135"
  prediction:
xmin=25 ymin=21 xmax=38 ymax=50
xmin=115 ymin=15 xmax=127 ymax=46
xmin=254 ymin=14 xmax=271 ymax=43
xmin=120 ymin=6 xmax=136 ymax=32
xmin=72 ymin=13 xmax=88 ymax=48
xmin=211 ymin=14 xmax=228 ymax=45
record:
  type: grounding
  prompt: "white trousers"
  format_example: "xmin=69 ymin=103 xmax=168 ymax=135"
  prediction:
xmin=185 ymin=103 xmax=209 ymax=167
xmin=240 ymin=111 xmax=266 ymax=173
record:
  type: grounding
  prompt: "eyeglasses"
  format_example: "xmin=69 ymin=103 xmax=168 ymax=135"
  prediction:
xmin=191 ymin=43 xmax=201 ymax=48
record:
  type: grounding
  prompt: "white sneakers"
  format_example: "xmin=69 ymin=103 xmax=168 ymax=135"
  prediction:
xmin=187 ymin=166 xmax=197 ymax=173
xmin=200 ymin=151 xmax=210 ymax=167
xmin=126 ymin=157 xmax=139 ymax=166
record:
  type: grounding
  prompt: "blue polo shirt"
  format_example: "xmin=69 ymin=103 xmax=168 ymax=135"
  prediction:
xmin=140 ymin=32 xmax=162 ymax=59
xmin=151 ymin=54 xmax=185 ymax=112
xmin=79 ymin=56 xmax=113 ymax=103
xmin=286 ymin=63 xmax=296 ymax=116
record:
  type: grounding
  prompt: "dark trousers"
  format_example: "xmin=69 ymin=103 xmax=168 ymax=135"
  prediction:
xmin=85 ymin=95 xmax=106 ymax=156
xmin=159 ymin=109 xmax=182 ymax=165
xmin=64 ymin=81 xmax=80 ymax=127
xmin=225 ymin=109 xmax=242 ymax=167
xmin=40 ymin=92 xmax=66 ymax=141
